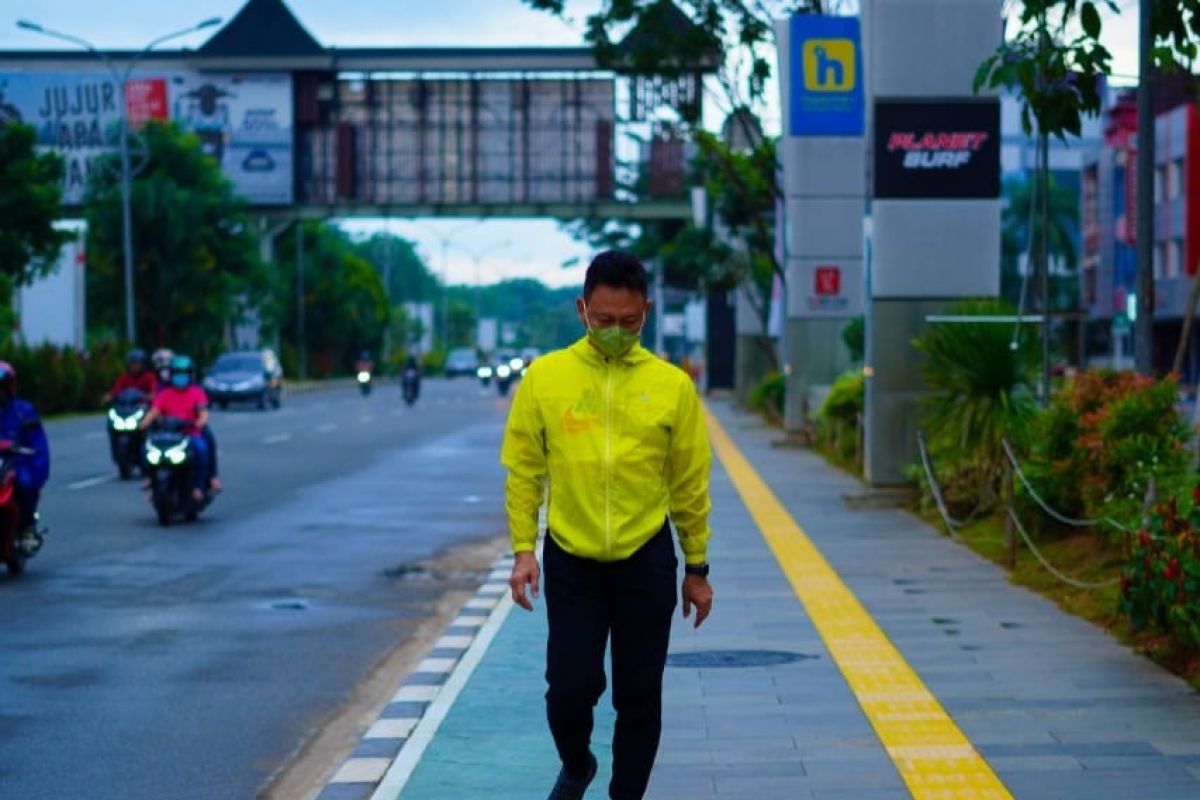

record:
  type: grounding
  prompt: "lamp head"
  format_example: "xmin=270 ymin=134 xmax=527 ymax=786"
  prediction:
xmin=16 ymin=20 xmax=44 ymax=32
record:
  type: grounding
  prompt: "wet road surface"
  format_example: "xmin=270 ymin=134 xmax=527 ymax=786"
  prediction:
xmin=0 ymin=379 xmax=511 ymax=800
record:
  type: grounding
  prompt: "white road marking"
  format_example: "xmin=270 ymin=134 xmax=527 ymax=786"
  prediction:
xmin=392 ymin=684 xmax=440 ymax=703
xmin=68 ymin=475 xmax=114 ymax=491
xmin=316 ymin=423 xmax=338 ymax=433
xmin=435 ymin=635 xmax=473 ymax=650
xmin=360 ymin=415 xmax=375 ymax=423
xmin=365 ymin=718 xmax=418 ymax=740
xmin=83 ymin=431 xmax=106 ymax=440
xmin=478 ymin=582 xmax=508 ymax=594
xmin=450 ymin=614 xmax=487 ymax=627
xmin=370 ymin=593 xmax=516 ymax=800
xmin=261 ymin=433 xmax=292 ymax=445
xmin=330 ymin=758 xmax=392 ymax=784
xmin=464 ymin=597 xmax=498 ymax=611
xmin=415 ymin=657 xmax=457 ymax=673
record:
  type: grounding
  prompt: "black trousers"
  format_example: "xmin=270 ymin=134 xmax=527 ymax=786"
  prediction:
xmin=544 ymin=523 xmax=677 ymax=800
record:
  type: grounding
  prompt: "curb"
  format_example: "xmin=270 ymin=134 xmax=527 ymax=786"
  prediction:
xmin=313 ymin=553 xmax=515 ymax=800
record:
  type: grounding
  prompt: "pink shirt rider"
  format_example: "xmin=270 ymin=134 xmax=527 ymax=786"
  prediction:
xmin=152 ymin=385 xmax=208 ymax=434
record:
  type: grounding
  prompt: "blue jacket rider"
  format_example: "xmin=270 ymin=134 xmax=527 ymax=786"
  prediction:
xmin=0 ymin=362 xmax=50 ymax=545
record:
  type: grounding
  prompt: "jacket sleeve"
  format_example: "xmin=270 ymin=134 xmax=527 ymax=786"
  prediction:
xmin=667 ymin=378 xmax=712 ymax=565
xmin=16 ymin=410 xmax=50 ymax=491
xmin=500 ymin=366 xmax=546 ymax=555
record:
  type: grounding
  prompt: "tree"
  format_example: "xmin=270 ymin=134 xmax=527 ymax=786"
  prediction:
xmin=273 ymin=223 xmax=390 ymax=377
xmin=980 ymin=0 xmax=1200 ymax=378
xmin=0 ymin=123 xmax=70 ymax=337
xmin=349 ymin=232 xmax=439 ymax=305
xmin=84 ymin=121 xmax=266 ymax=362
xmin=520 ymin=1 xmax=853 ymax=369
xmin=445 ymin=300 xmax=477 ymax=349
xmin=1000 ymin=175 xmax=1079 ymax=312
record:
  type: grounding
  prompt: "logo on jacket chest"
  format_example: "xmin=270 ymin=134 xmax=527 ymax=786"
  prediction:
xmin=562 ymin=388 xmax=601 ymax=434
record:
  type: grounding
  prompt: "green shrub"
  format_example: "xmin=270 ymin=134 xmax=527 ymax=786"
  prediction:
xmin=913 ymin=299 xmax=1038 ymax=511
xmin=841 ymin=315 xmax=865 ymax=364
xmin=748 ymin=371 xmax=785 ymax=419
xmin=1028 ymin=370 xmax=1191 ymax=531
xmin=816 ymin=369 xmax=864 ymax=463
xmin=0 ymin=340 xmax=123 ymax=415
xmin=421 ymin=348 xmax=447 ymax=377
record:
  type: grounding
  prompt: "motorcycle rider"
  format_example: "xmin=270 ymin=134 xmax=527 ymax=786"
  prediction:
xmin=356 ymin=349 xmax=374 ymax=376
xmin=102 ymin=348 xmax=157 ymax=404
xmin=139 ymin=355 xmax=212 ymax=503
xmin=0 ymin=363 xmax=50 ymax=551
xmin=151 ymin=348 xmax=174 ymax=388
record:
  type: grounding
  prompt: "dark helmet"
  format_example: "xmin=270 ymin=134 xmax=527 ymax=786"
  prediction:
xmin=169 ymin=355 xmax=195 ymax=387
xmin=0 ymin=361 xmax=15 ymax=399
xmin=126 ymin=348 xmax=148 ymax=370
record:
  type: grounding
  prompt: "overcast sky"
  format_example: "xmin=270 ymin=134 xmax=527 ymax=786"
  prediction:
xmin=0 ymin=0 xmax=1141 ymax=287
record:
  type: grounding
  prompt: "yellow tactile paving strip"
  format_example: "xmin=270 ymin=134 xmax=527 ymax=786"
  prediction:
xmin=705 ymin=407 xmax=1013 ymax=800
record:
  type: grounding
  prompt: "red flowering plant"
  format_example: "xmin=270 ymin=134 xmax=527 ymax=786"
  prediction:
xmin=1121 ymin=490 xmax=1200 ymax=652
xmin=1027 ymin=370 xmax=1192 ymax=534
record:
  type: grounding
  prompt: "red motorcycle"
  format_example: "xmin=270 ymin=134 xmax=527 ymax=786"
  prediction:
xmin=0 ymin=440 xmax=43 ymax=575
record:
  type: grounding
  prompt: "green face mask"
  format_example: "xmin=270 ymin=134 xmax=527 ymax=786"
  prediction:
xmin=585 ymin=311 xmax=643 ymax=359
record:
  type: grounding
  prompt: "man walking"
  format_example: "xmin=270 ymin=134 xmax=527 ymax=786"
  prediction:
xmin=503 ymin=250 xmax=714 ymax=800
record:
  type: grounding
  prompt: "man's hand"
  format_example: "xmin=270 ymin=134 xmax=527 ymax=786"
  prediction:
xmin=682 ymin=575 xmax=713 ymax=629
xmin=509 ymin=551 xmax=540 ymax=611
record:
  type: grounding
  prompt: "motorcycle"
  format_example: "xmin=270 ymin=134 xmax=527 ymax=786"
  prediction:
xmin=357 ymin=369 xmax=372 ymax=396
xmin=107 ymin=388 xmax=149 ymax=480
xmin=476 ymin=364 xmax=493 ymax=388
xmin=0 ymin=441 xmax=43 ymax=575
xmin=495 ymin=363 xmax=515 ymax=397
xmin=145 ymin=418 xmax=214 ymax=527
xmin=401 ymin=367 xmax=420 ymax=407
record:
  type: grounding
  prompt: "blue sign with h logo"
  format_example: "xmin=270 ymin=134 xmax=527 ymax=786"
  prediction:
xmin=789 ymin=15 xmax=864 ymax=137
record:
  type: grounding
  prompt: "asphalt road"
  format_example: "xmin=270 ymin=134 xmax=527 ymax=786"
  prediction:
xmin=0 ymin=378 xmax=512 ymax=800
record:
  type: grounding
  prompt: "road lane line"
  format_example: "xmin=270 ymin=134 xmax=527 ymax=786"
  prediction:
xmin=261 ymin=433 xmax=292 ymax=445
xmin=315 ymin=422 xmax=338 ymax=434
xmin=370 ymin=586 xmax=515 ymax=800
xmin=67 ymin=475 xmax=115 ymax=491
xmin=705 ymin=406 xmax=1013 ymax=800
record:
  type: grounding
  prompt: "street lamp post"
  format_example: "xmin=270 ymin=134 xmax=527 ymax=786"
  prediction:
xmin=17 ymin=17 xmax=222 ymax=345
xmin=403 ymin=220 xmax=483 ymax=347
xmin=451 ymin=240 xmax=512 ymax=322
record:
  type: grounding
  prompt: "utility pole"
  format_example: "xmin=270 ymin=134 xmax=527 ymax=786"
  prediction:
xmin=1135 ymin=0 xmax=1156 ymax=374
xmin=296 ymin=222 xmax=307 ymax=381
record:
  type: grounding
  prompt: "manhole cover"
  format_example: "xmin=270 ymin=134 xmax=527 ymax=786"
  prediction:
xmin=666 ymin=650 xmax=818 ymax=669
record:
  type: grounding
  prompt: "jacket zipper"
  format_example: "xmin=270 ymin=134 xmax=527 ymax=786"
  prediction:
xmin=604 ymin=361 xmax=613 ymax=559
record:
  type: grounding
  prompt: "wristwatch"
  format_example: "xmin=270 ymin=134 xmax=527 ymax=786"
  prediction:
xmin=684 ymin=563 xmax=710 ymax=578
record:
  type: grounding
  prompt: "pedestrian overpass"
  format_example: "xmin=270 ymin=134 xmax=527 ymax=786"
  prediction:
xmin=0 ymin=0 xmax=712 ymax=223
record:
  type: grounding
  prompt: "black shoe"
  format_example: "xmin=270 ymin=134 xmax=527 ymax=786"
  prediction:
xmin=547 ymin=752 xmax=597 ymax=800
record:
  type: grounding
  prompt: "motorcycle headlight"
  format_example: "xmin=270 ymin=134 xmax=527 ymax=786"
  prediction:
xmin=357 ymin=371 xmax=371 ymax=382
xmin=166 ymin=442 xmax=188 ymax=465
xmin=108 ymin=408 xmax=120 ymax=425
xmin=497 ymin=365 xmax=512 ymax=379
xmin=509 ymin=357 xmax=524 ymax=371
xmin=146 ymin=447 xmax=163 ymax=465
xmin=477 ymin=366 xmax=493 ymax=379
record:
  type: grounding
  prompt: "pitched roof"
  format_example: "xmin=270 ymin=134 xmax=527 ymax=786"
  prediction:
xmin=198 ymin=0 xmax=323 ymax=57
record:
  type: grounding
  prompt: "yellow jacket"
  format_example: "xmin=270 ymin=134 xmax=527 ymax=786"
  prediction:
xmin=501 ymin=337 xmax=712 ymax=565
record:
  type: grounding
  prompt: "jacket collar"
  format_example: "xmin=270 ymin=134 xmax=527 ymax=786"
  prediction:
xmin=569 ymin=335 xmax=653 ymax=367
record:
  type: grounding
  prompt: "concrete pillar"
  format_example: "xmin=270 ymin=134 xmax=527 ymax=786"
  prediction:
xmin=775 ymin=17 xmax=866 ymax=434
xmin=862 ymin=0 xmax=1002 ymax=485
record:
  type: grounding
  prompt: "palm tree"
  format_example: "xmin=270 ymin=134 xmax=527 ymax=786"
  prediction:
xmin=1000 ymin=175 xmax=1080 ymax=313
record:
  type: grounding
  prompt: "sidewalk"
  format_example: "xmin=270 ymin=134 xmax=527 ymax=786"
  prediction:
xmin=342 ymin=398 xmax=1200 ymax=800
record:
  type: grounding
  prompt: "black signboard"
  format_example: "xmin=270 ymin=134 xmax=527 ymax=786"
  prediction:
xmin=873 ymin=99 xmax=1000 ymax=199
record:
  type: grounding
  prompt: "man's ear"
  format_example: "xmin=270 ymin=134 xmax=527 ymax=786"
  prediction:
xmin=576 ymin=297 xmax=588 ymax=325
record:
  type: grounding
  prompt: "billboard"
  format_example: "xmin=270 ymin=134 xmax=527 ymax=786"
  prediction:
xmin=299 ymin=77 xmax=615 ymax=207
xmin=873 ymin=99 xmax=1001 ymax=199
xmin=787 ymin=15 xmax=864 ymax=137
xmin=169 ymin=72 xmax=293 ymax=205
xmin=0 ymin=70 xmax=293 ymax=206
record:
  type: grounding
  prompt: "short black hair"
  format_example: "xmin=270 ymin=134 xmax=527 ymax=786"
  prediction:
xmin=583 ymin=250 xmax=648 ymax=301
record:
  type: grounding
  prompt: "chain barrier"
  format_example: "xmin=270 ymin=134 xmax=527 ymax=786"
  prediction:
xmin=1005 ymin=507 xmax=1122 ymax=590
xmin=916 ymin=431 xmax=1152 ymax=591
